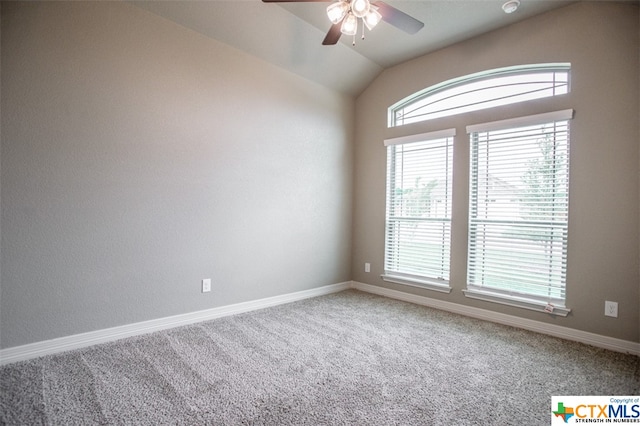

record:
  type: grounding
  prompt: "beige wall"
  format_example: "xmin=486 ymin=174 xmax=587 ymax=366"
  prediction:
xmin=2 ymin=0 xmax=638 ymax=350
xmin=352 ymin=2 xmax=640 ymax=342
xmin=1 ymin=1 xmax=354 ymax=348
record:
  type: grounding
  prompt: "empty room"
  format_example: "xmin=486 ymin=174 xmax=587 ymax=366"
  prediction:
xmin=1 ymin=0 xmax=639 ymax=424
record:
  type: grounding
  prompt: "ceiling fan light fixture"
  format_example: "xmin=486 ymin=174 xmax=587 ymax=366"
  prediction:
xmin=363 ymin=7 xmax=382 ymax=30
xmin=327 ymin=1 xmax=349 ymax=25
xmin=351 ymin=0 xmax=371 ymax=18
xmin=341 ymin=12 xmax=358 ymax=36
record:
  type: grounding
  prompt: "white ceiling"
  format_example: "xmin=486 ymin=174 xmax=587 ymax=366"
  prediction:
xmin=130 ymin=0 xmax=577 ymax=95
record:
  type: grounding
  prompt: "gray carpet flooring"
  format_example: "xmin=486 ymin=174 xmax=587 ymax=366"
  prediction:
xmin=1 ymin=289 xmax=639 ymax=425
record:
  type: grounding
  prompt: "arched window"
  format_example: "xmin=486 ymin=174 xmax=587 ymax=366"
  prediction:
xmin=384 ymin=63 xmax=573 ymax=315
xmin=389 ymin=63 xmax=570 ymax=127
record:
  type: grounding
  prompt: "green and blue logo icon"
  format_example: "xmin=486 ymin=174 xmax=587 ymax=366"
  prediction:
xmin=553 ymin=402 xmax=575 ymax=423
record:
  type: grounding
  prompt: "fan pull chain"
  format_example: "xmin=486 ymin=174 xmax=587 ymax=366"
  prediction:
xmin=362 ymin=20 xmax=365 ymax=40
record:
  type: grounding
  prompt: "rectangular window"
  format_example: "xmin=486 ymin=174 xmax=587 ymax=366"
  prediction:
xmin=465 ymin=110 xmax=572 ymax=311
xmin=383 ymin=129 xmax=455 ymax=292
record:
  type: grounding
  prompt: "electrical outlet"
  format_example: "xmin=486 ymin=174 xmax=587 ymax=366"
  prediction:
xmin=365 ymin=262 xmax=371 ymax=273
xmin=202 ymin=279 xmax=211 ymax=293
xmin=604 ymin=301 xmax=618 ymax=318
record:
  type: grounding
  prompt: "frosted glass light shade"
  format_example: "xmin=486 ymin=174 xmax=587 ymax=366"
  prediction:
xmin=327 ymin=1 xmax=349 ymax=24
xmin=363 ymin=8 xmax=382 ymax=30
xmin=351 ymin=0 xmax=370 ymax=18
xmin=341 ymin=12 xmax=358 ymax=35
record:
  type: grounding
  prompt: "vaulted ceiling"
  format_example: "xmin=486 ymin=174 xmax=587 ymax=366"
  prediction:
xmin=130 ymin=0 xmax=577 ymax=95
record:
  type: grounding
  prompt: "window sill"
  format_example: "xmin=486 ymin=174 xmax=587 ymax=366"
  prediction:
xmin=463 ymin=288 xmax=571 ymax=317
xmin=381 ymin=275 xmax=452 ymax=294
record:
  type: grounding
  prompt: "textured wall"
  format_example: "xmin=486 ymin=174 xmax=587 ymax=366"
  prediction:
xmin=1 ymin=1 xmax=354 ymax=348
xmin=352 ymin=2 xmax=640 ymax=342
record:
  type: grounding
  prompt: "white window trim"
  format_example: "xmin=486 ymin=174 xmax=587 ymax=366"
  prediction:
xmin=466 ymin=109 xmax=574 ymax=133
xmin=384 ymin=128 xmax=457 ymax=146
xmin=463 ymin=288 xmax=571 ymax=317
xmin=381 ymin=273 xmax=452 ymax=294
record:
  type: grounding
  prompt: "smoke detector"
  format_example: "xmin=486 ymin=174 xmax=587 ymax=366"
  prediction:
xmin=502 ymin=0 xmax=520 ymax=14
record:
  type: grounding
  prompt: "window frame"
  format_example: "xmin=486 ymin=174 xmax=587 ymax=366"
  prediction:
xmin=388 ymin=63 xmax=571 ymax=128
xmin=382 ymin=128 xmax=456 ymax=294
xmin=383 ymin=63 xmax=574 ymax=315
xmin=463 ymin=109 xmax=573 ymax=316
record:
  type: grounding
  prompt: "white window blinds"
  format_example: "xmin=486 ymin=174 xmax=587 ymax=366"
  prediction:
xmin=384 ymin=129 xmax=455 ymax=289
xmin=466 ymin=110 xmax=573 ymax=306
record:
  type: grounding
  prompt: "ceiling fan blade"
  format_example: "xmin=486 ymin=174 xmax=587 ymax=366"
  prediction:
xmin=374 ymin=1 xmax=424 ymax=35
xmin=322 ymin=22 xmax=342 ymax=45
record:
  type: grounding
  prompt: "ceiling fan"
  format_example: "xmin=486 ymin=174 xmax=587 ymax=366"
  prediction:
xmin=262 ymin=0 xmax=424 ymax=46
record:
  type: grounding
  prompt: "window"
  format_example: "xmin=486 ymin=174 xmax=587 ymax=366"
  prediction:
xmin=383 ymin=129 xmax=455 ymax=292
xmin=465 ymin=110 xmax=573 ymax=314
xmin=384 ymin=64 xmax=573 ymax=313
xmin=389 ymin=63 xmax=570 ymax=127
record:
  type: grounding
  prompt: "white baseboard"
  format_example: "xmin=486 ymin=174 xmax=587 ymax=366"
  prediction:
xmin=2 ymin=280 xmax=637 ymax=365
xmin=351 ymin=281 xmax=640 ymax=356
xmin=0 ymin=281 xmax=351 ymax=366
